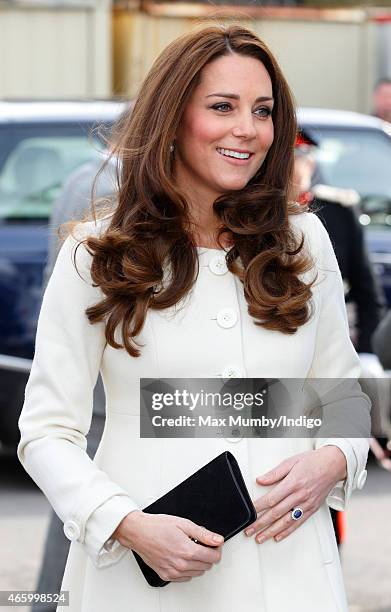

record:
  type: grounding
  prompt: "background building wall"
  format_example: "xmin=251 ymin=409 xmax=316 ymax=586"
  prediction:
xmin=0 ymin=1 xmax=388 ymax=111
xmin=0 ymin=0 xmax=112 ymax=98
xmin=112 ymin=5 xmax=382 ymax=113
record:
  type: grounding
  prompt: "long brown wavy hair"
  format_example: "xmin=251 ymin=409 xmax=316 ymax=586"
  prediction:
xmin=82 ymin=24 xmax=315 ymax=357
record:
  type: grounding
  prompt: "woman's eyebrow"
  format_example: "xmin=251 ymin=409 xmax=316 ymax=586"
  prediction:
xmin=206 ymin=92 xmax=274 ymax=103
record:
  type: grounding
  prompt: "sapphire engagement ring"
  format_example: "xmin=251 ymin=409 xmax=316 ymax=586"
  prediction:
xmin=291 ymin=507 xmax=304 ymax=521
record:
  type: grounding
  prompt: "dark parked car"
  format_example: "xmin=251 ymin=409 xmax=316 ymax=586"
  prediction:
xmin=0 ymin=100 xmax=126 ymax=445
xmin=1 ymin=104 xmax=391 ymax=447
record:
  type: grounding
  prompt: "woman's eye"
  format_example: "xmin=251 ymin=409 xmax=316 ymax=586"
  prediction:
xmin=210 ymin=103 xmax=272 ymax=117
xmin=254 ymin=107 xmax=272 ymax=118
xmin=211 ymin=103 xmax=232 ymax=112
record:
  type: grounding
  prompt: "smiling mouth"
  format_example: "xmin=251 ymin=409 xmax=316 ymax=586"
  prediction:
xmin=216 ymin=147 xmax=254 ymax=160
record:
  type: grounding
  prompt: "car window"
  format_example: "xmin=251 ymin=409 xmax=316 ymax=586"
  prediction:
xmin=304 ymin=127 xmax=391 ymax=200
xmin=0 ymin=123 xmax=106 ymax=221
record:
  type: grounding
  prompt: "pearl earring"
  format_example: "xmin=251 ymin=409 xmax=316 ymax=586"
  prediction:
xmin=169 ymin=143 xmax=175 ymax=153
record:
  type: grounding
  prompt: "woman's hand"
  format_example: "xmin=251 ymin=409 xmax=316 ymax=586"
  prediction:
xmin=112 ymin=511 xmax=224 ymax=582
xmin=245 ymin=446 xmax=347 ymax=544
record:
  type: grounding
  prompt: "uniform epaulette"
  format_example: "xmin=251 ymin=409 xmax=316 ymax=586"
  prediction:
xmin=312 ymin=183 xmax=360 ymax=207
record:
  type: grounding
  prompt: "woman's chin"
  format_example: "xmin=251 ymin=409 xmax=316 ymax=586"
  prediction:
xmin=218 ymin=179 xmax=250 ymax=193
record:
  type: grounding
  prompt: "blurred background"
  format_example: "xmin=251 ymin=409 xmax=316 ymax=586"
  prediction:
xmin=1 ymin=0 xmax=391 ymax=610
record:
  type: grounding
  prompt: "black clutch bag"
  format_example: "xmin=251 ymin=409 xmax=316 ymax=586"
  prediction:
xmin=132 ymin=451 xmax=257 ymax=587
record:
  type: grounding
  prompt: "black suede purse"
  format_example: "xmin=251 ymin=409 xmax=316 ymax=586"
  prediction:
xmin=132 ymin=451 xmax=257 ymax=587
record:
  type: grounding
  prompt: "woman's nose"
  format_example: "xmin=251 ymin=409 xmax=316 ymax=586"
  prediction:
xmin=231 ymin=112 xmax=257 ymax=139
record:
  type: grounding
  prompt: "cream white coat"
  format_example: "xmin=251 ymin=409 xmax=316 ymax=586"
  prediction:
xmin=18 ymin=211 xmax=370 ymax=612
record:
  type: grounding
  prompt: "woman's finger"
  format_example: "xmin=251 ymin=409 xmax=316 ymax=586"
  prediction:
xmin=253 ymin=505 xmax=309 ymax=544
xmin=246 ymin=489 xmax=309 ymax=536
xmin=256 ymin=452 xmax=306 ymax=486
xmin=183 ymin=560 xmax=213 ymax=571
xmin=254 ymin=468 xmax=304 ymax=514
xmin=272 ymin=507 xmax=316 ymax=543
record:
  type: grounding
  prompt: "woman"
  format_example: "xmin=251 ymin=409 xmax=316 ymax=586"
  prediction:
xmin=18 ymin=24 xmax=370 ymax=611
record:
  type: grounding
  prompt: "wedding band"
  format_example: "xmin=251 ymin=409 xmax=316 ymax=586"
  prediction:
xmin=291 ymin=507 xmax=304 ymax=521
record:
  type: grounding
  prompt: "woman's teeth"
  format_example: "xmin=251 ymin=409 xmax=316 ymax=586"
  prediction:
xmin=217 ymin=148 xmax=250 ymax=160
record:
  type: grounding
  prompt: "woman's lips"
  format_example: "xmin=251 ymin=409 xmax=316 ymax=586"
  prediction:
xmin=216 ymin=148 xmax=255 ymax=165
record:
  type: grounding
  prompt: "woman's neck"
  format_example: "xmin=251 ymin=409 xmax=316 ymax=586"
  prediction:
xmin=193 ymin=232 xmax=233 ymax=250
xmin=191 ymin=216 xmax=234 ymax=249
xmin=175 ymin=182 xmax=232 ymax=249
xmin=188 ymin=203 xmax=231 ymax=250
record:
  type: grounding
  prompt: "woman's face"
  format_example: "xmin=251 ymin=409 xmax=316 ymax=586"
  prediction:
xmin=174 ymin=53 xmax=274 ymax=204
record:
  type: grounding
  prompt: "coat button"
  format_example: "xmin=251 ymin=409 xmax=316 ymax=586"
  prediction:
xmin=63 ymin=520 xmax=81 ymax=541
xmin=209 ymin=255 xmax=228 ymax=276
xmin=226 ymin=436 xmax=243 ymax=444
xmin=216 ymin=308 xmax=237 ymax=329
xmin=222 ymin=366 xmax=242 ymax=381
xmin=357 ymin=469 xmax=368 ymax=490
xmin=225 ymin=427 xmax=244 ymax=443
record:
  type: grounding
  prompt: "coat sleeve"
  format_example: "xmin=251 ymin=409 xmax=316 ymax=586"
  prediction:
xmin=305 ymin=213 xmax=371 ymax=511
xmin=17 ymin=224 xmax=139 ymax=568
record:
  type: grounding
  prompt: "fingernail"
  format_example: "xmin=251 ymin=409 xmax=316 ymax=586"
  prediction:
xmin=245 ymin=528 xmax=254 ymax=537
xmin=213 ymin=534 xmax=224 ymax=543
xmin=275 ymin=535 xmax=282 ymax=542
xmin=257 ymin=535 xmax=266 ymax=544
